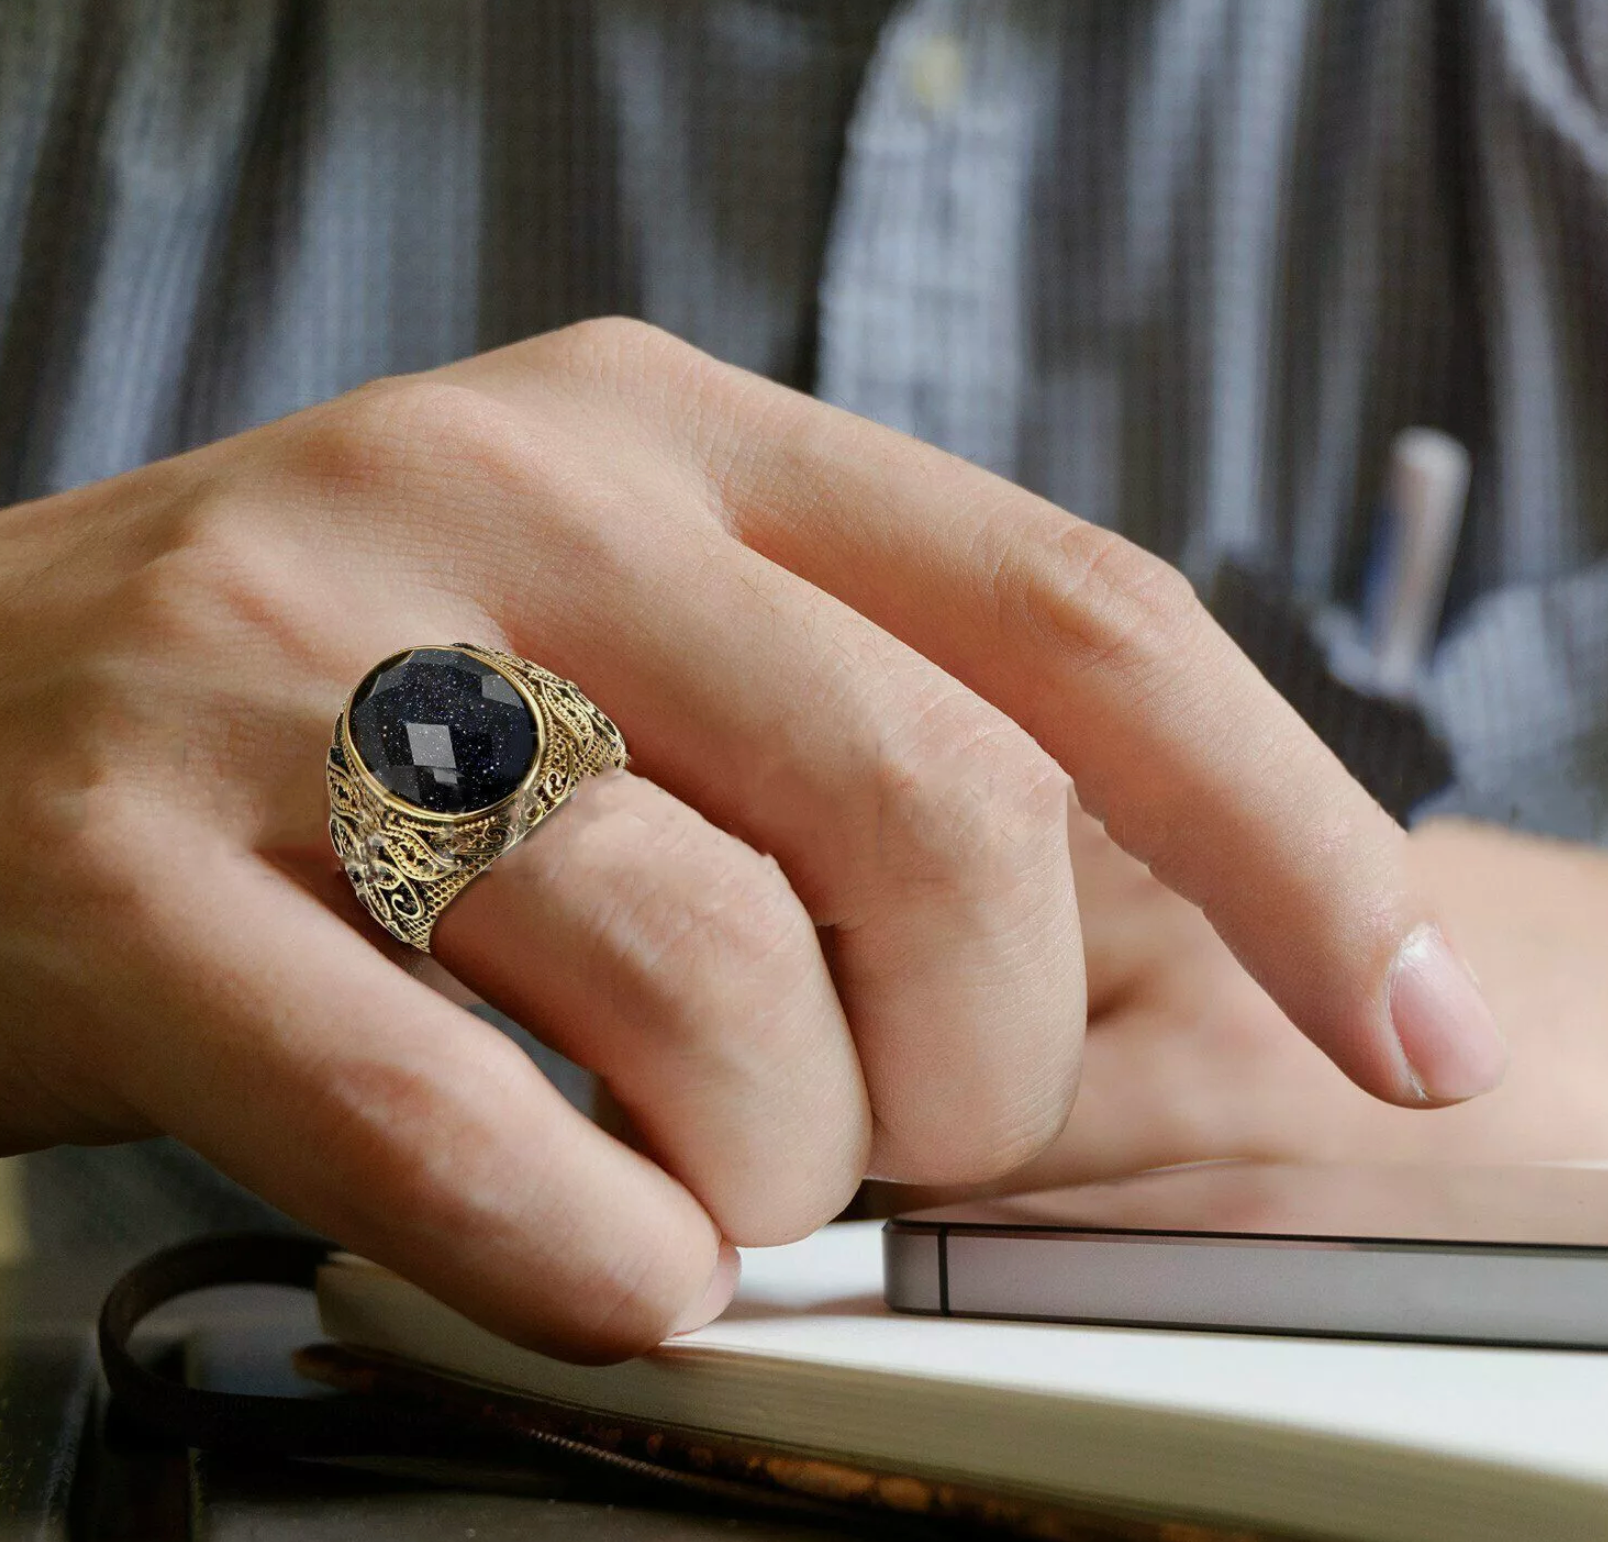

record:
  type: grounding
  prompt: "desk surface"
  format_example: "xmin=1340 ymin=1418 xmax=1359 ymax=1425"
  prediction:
xmin=0 ymin=1251 xmax=853 ymax=1542
xmin=2 ymin=1122 xmax=874 ymax=1541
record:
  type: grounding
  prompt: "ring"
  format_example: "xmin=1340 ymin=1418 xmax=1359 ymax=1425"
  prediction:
xmin=326 ymin=643 xmax=628 ymax=951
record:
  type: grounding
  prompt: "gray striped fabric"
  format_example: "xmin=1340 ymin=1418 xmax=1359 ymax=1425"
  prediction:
xmin=1 ymin=0 xmax=1605 ymax=838
xmin=6 ymin=0 xmax=1608 ymax=1252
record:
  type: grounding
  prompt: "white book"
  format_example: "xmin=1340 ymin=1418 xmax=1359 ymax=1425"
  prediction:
xmin=318 ymin=1221 xmax=1608 ymax=1542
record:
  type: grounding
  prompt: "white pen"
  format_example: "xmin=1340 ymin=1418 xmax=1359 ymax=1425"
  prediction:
xmin=1368 ymin=428 xmax=1471 ymax=695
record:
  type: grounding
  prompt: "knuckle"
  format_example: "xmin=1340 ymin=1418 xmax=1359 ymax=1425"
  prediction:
xmin=541 ymin=314 xmax=693 ymax=380
xmin=959 ymin=1099 xmax=1077 ymax=1183
xmin=617 ymin=820 xmax=815 ymax=1017
xmin=557 ymin=1244 xmax=697 ymax=1362
xmin=1002 ymin=517 xmax=1209 ymax=700
xmin=877 ymin=1070 xmax=1077 ymax=1189
xmin=307 ymin=1057 xmax=506 ymax=1238
xmin=295 ymin=378 xmax=535 ymax=508
xmin=309 ymin=1047 xmax=560 ymax=1262
xmin=723 ymin=1161 xmax=860 ymax=1250
xmin=680 ymin=848 xmax=811 ymax=978
xmin=871 ymin=689 xmax=1071 ymax=897
xmin=545 ymin=780 xmax=821 ymax=1056
xmin=288 ymin=378 xmax=418 ymax=496
xmin=527 ymin=318 xmax=744 ymax=473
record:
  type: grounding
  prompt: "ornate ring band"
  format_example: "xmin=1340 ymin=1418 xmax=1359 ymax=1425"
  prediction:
xmin=326 ymin=643 xmax=628 ymax=951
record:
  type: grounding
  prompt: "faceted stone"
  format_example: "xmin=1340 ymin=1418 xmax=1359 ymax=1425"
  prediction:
xmin=347 ymin=648 xmax=536 ymax=814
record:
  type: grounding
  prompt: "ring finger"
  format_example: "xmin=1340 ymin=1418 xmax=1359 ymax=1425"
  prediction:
xmin=432 ymin=770 xmax=870 ymax=1244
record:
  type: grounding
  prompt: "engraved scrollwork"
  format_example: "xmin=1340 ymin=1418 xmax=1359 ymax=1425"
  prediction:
xmin=327 ymin=733 xmax=501 ymax=950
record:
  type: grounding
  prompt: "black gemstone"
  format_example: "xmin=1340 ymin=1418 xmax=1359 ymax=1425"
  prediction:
xmin=347 ymin=648 xmax=536 ymax=814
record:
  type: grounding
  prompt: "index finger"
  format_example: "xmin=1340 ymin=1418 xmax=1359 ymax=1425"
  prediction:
xmin=703 ymin=376 xmax=1505 ymax=1108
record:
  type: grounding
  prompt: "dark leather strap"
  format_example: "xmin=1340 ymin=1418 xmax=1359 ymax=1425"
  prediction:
xmin=97 ymin=1231 xmax=469 ymax=1459
xmin=95 ymin=1233 xmax=933 ymax=1532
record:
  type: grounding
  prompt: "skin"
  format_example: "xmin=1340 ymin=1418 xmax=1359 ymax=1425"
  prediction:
xmin=867 ymin=813 xmax=1608 ymax=1214
xmin=0 ymin=320 xmax=1511 ymax=1361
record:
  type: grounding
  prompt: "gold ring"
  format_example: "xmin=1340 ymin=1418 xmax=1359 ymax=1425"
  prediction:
xmin=326 ymin=643 xmax=628 ymax=951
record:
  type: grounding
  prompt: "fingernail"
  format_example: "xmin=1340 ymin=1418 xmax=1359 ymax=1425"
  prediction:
xmin=1388 ymin=924 xmax=1507 ymax=1102
xmin=668 ymin=1241 xmax=741 ymax=1337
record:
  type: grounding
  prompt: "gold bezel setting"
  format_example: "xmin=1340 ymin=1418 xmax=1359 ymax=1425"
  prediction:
xmin=326 ymin=643 xmax=628 ymax=951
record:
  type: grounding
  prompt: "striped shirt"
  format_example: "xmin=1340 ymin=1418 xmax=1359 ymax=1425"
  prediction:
xmin=8 ymin=0 xmax=1608 ymax=1254
xmin=2 ymin=0 xmax=1606 ymax=840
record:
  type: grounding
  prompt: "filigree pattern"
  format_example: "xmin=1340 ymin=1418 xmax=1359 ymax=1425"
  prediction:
xmin=327 ymin=646 xmax=628 ymax=951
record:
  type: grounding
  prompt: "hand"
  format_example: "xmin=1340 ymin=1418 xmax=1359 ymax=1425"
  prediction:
xmin=0 ymin=320 xmax=1503 ymax=1358
xmin=870 ymin=814 xmax=1601 ymax=1210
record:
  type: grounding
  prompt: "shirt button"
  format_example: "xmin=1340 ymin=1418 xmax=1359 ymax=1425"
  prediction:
xmin=907 ymin=34 xmax=965 ymax=115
